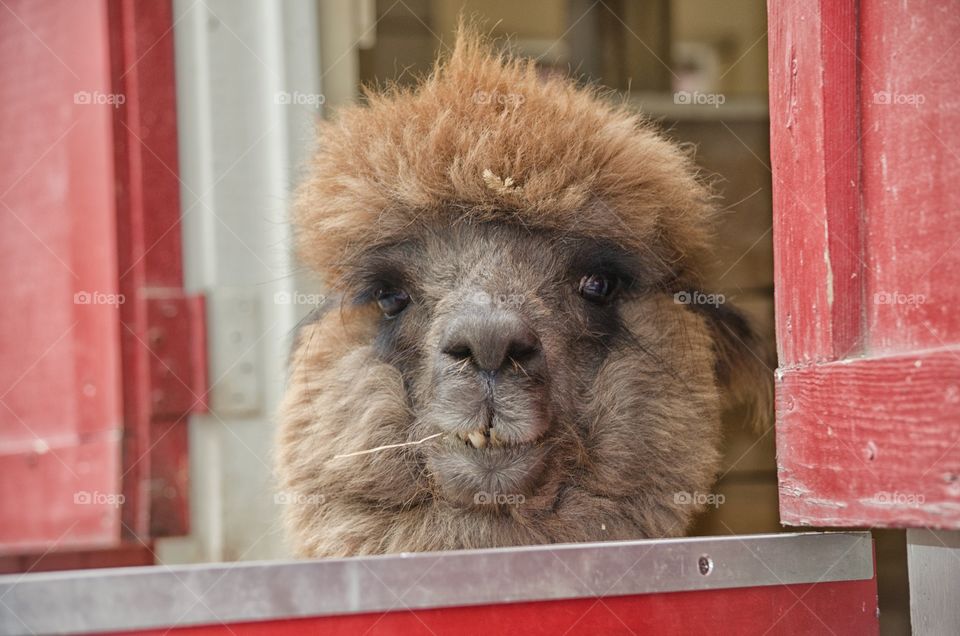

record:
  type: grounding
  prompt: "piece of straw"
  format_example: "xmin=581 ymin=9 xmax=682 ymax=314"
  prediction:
xmin=482 ymin=168 xmax=522 ymax=194
xmin=332 ymin=433 xmax=444 ymax=460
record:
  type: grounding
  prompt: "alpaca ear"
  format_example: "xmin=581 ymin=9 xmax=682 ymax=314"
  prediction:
xmin=694 ymin=299 xmax=775 ymax=433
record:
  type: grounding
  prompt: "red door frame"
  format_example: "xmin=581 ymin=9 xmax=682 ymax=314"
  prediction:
xmin=108 ymin=0 xmax=206 ymax=543
xmin=0 ymin=0 xmax=204 ymax=565
xmin=769 ymin=0 xmax=960 ymax=528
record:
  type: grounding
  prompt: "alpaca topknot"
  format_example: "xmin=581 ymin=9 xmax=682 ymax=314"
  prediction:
xmin=294 ymin=24 xmax=716 ymax=287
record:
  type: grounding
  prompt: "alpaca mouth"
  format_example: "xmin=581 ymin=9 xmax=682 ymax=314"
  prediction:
xmin=423 ymin=387 xmax=551 ymax=505
xmin=455 ymin=427 xmax=503 ymax=449
xmin=427 ymin=432 xmax=548 ymax=506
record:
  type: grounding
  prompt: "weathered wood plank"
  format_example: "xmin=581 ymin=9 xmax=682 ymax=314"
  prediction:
xmin=768 ymin=0 xmax=862 ymax=365
xmin=0 ymin=0 xmax=124 ymax=552
xmin=777 ymin=349 xmax=960 ymax=528
xmin=860 ymin=1 xmax=960 ymax=354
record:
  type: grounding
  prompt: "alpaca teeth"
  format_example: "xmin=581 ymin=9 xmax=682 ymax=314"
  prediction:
xmin=468 ymin=431 xmax=487 ymax=449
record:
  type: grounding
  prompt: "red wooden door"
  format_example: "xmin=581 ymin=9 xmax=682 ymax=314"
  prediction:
xmin=769 ymin=0 xmax=960 ymax=528
xmin=0 ymin=0 xmax=124 ymax=554
xmin=0 ymin=0 xmax=203 ymax=564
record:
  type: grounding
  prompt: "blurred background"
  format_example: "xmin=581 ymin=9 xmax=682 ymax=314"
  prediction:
xmin=0 ymin=0 xmax=906 ymax=632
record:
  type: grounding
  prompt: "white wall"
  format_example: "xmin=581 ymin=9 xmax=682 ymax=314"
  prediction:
xmin=159 ymin=0 xmax=324 ymax=563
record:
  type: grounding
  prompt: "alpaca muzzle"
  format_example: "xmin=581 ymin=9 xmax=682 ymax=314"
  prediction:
xmin=431 ymin=305 xmax=550 ymax=445
xmin=425 ymin=305 xmax=552 ymax=505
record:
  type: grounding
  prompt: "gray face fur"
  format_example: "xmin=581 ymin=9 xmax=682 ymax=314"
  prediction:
xmin=276 ymin=220 xmax=754 ymax=557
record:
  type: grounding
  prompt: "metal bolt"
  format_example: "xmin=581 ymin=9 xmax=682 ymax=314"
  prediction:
xmin=698 ymin=555 xmax=714 ymax=576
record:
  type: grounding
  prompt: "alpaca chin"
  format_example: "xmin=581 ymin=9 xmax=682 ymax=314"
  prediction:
xmin=426 ymin=441 xmax=549 ymax=507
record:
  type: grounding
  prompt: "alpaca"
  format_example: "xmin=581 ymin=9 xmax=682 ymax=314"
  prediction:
xmin=276 ymin=28 xmax=772 ymax=557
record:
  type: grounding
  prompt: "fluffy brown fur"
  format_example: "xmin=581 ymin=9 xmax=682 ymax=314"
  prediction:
xmin=276 ymin=27 xmax=772 ymax=558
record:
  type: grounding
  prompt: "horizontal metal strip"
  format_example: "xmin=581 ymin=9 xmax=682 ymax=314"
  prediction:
xmin=0 ymin=532 xmax=873 ymax=635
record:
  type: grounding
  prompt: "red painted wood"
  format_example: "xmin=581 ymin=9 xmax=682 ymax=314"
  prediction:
xmin=0 ymin=439 xmax=121 ymax=553
xmin=0 ymin=0 xmax=124 ymax=552
xmin=770 ymin=0 xmax=960 ymax=527
xmin=145 ymin=295 xmax=208 ymax=419
xmin=0 ymin=543 xmax=153 ymax=575
xmin=108 ymin=0 xmax=199 ymax=541
xmin=778 ymin=349 xmax=960 ymax=528
xmin=115 ymin=579 xmax=879 ymax=636
xmin=768 ymin=0 xmax=862 ymax=366
xmin=1 ymin=0 xmax=199 ymax=558
xmin=860 ymin=1 xmax=960 ymax=354
xmin=142 ymin=293 xmax=206 ymax=536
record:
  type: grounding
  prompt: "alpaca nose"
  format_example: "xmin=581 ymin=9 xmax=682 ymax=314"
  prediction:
xmin=440 ymin=310 xmax=542 ymax=374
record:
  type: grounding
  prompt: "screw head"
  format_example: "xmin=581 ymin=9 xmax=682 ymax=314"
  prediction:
xmin=698 ymin=555 xmax=714 ymax=576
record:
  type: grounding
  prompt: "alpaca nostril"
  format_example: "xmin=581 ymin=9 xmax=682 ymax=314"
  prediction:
xmin=443 ymin=344 xmax=473 ymax=362
xmin=506 ymin=339 xmax=539 ymax=365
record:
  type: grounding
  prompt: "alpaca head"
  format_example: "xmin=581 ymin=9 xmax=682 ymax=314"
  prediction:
xmin=277 ymin=29 xmax=772 ymax=557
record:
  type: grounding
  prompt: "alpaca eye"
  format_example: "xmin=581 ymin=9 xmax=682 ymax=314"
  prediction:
xmin=578 ymin=274 xmax=617 ymax=303
xmin=375 ymin=288 xmax=410 ymax=317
